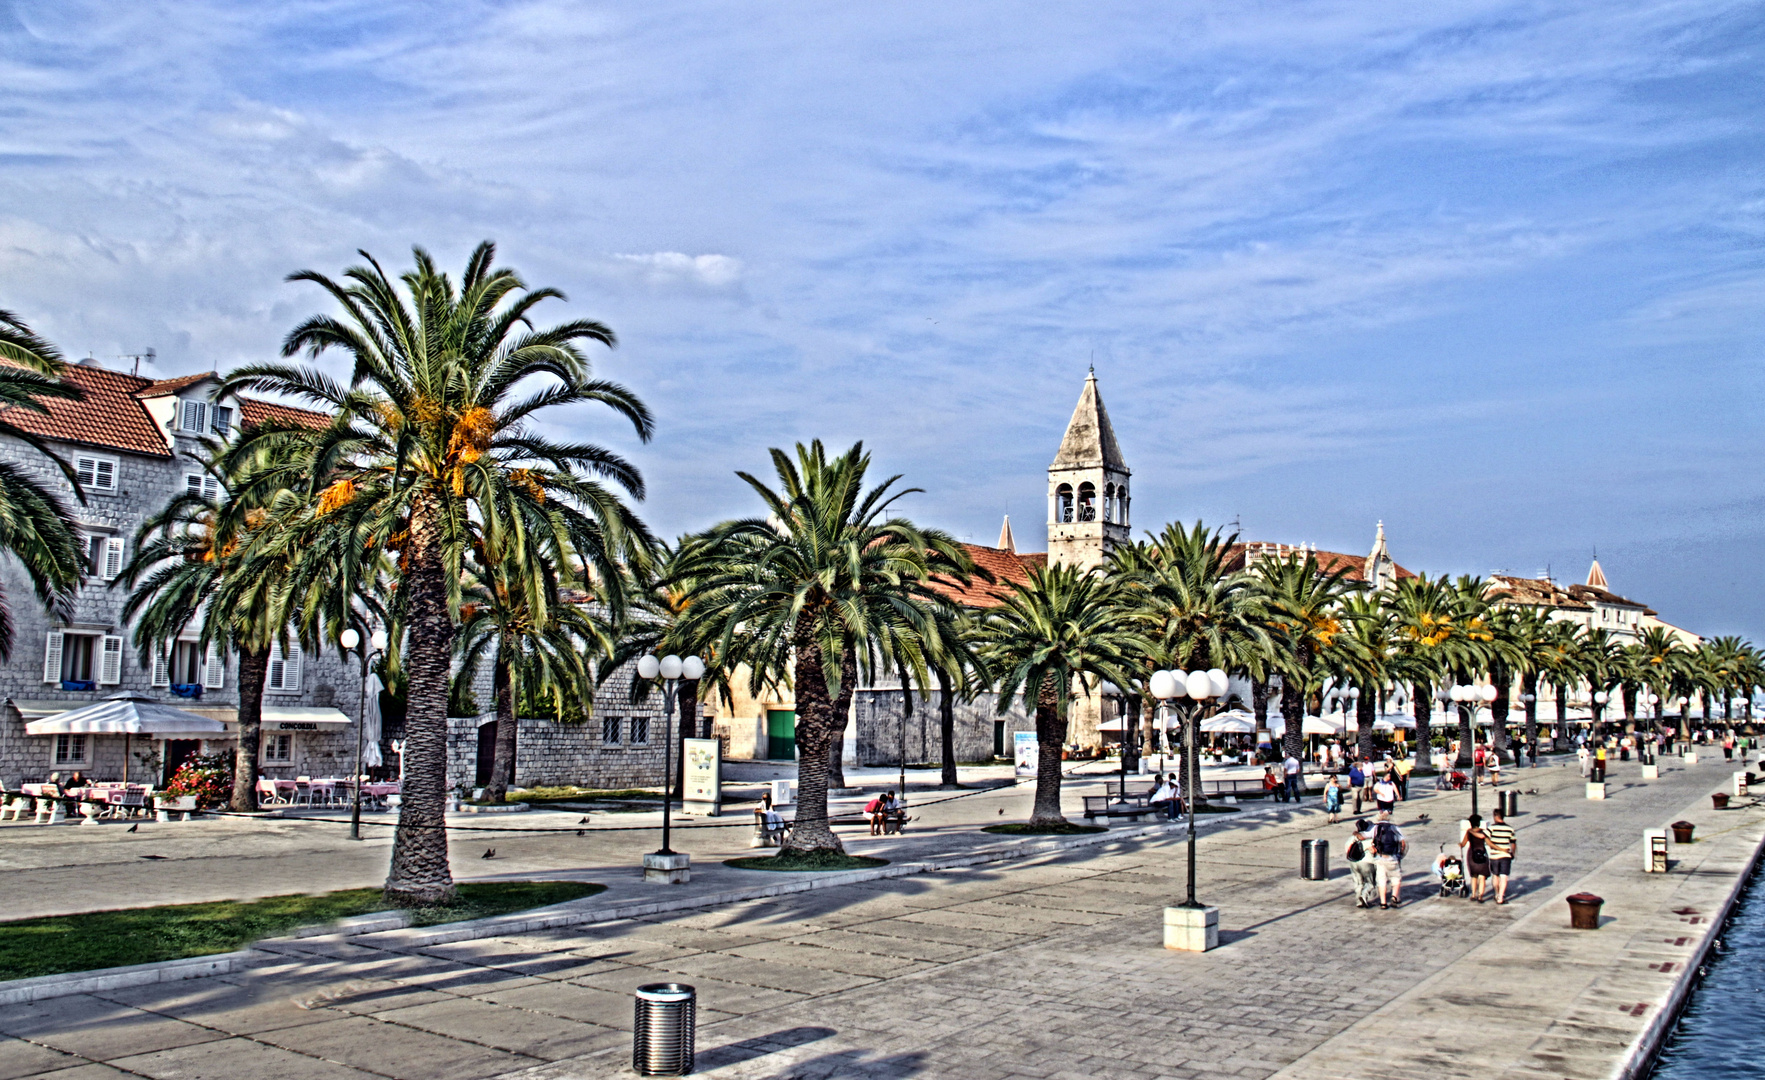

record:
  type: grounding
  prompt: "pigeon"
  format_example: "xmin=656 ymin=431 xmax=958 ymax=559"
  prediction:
xmin=999 ymin=808 xmax=1005 ymax=815
xmin=139 ymin=854 xmax=167 ymax=860
xmin=576 ymin=830 xmax=585 ymax=837
xmin=126 ymin=823 xmax=138 ymax=833
xmin=481 ymin=848 xmax=496 ymax=859
xmin=578 ymin=816 xmax=591 ymax=824
xmin=1525 ymin=788 xmax=1539 ymax=795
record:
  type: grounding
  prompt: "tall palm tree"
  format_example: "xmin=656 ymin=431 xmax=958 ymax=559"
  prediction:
xmin=1539 ymin=620 xmax=1588 ymax=742
xmin=687 ymin=441 xmax=971 ymax=856
xmin=978 ymin=562 xmax=1150 ymax=826
xmin=1632 ymin=626 xmax=1685 ymax=738
xmin=1442 ymin=576 xmax=1496 ymax=768
xmin=1259 ymin=552 xmax=1358 ymax=764
xmin=0 ymin=310 xmax=86 ymax=655
xmin=1508 ymin=607 xmax=1556 ymax=750
xmin=222 ymin=242 xmax=654 ymax=905
xmin=1704 ymin=636 xmax=1748 ymax=726
xmin=1388 ymin=574 xmax=1459 ymax=771
xmin=1581 ymin=629 xmax=1622 ymax=738
xmin=1334 ymin=592 xmax=1395 ymax=762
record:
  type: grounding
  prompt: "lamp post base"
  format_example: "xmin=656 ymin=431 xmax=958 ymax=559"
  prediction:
xmin=1163 ymin=905 xmax=1219 ymax=952
xmin=643 ymin=852 xmax=691 ymax=884
xmin=1585 ymin=782 xmax=1607 ymax=800
xmin=1640 ymin=763 xmax=1659 ymax=780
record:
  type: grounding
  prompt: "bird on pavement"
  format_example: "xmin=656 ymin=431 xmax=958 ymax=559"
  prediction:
xmin=1415 ymin=813 xmax=1430 ymax=824
xmin=126 ymin=823 xmax=138 ymax=833
xmin=481 ymin=848 xmax=496 ymax=859
xmin=576 ymin=830 xmax=585 ymax=837
xmin=578 ymin=816 xmax=591 ymax=824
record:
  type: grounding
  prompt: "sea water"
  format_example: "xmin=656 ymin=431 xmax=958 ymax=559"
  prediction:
xmin=1648 ymin=860 xmax=1765 ymax=1078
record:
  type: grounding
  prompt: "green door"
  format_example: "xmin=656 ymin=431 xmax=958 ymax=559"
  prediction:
xmin=767 ymin=710 xmax=797 ymax=760
xmin=994 ymin=720 xmax=1006 ymax=759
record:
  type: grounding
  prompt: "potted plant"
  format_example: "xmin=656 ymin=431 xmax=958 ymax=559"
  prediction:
xmin=158 ymin=753 xmax=232 ymax=820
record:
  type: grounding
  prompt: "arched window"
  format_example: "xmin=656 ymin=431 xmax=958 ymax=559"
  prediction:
xmin=1055 ymin=484 xmax=1073 ymax=524
xmin=1077 ymin=482 xmax=1096 ymax=522
xmin=1118 ymin=485 xmax=1128 ymax=526
xmin=1103 ymin=483 xmax=1116 ymax=523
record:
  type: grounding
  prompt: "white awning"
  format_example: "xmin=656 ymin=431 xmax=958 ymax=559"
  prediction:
xmin=261 ymin=707 xmax=351 ymax=730
xmin=23 ymin=693 xmax=226 ymax=736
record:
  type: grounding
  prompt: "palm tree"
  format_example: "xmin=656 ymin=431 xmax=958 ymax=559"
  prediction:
xmin=1632 ymin=626 xmax=1685 ymax=739
xmin=1581 ymin=629 xmax=1622 ymax=738
xmin=1259 ymin=552 xmax=1358 ymax=764
xmin=1508 ymin=607 xmax=1556 ymax=750
xmin=0 ymin=310 xmax=86 ymax=656
xmin=1334 ymin=592 xmax=1394 ymax=762
xmin=1442 ymin=576 xmax=1496 ymax=768
xmin=1539 ymin=620 xmax=1588 ymax=742
xmin=1388 ymin=574 xmax=1458 ymax=771
xmin=1704 ymin=636 xmax=1748 ymax=727
xmin=688 ymin=441 xmax=971 ymax=855
xmin=222 ymin=242 xmax=654 ymax=905
xmin=978 ymin=562 xmax=1150 ymax=826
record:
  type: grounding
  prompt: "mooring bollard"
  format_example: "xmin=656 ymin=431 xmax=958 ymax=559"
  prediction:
xmin=1566 ymin=892 xmax=1603 ymax=929
xmin=633 ymin=983 xmax=696 ymax=1076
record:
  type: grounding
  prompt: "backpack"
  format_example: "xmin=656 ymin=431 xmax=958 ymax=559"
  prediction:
xmin=1346 ymin=839 xmax=1365 ymax=862
xmin=1373 ymin=822 xmax=1402 ymax=857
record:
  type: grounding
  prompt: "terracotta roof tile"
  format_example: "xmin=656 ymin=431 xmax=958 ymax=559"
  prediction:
xmin=1 ymin=364 xmax=170 ymax=457
xmin=1226 ymin=542 xmax=1414 ymax=583
xmin=932 ymin=544 xmax=1043 ymax=608
xmin=240 ymin=399 xmax=328 ymax=431
xmin=133 ymin=372 xmax=216 ymax=398
xmin=1488 ymin=575 xmax=1593 ymax=611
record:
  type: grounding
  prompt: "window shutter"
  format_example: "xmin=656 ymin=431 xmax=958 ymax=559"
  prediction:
xmin=99 ymin=636 xmax=123 ymax=685
xmin=268 ymin=643 xmax=285 ymax=690
xmin=76 ymin=457 xmax=96 ymax=487
xmin=211 ymin=405 xmax=232 ymax=436
xmin=103 ymin=537 xmax=125 ymax=580
xmin=94 ymin=460 xmax=114 ymax=491
xmin=204 ymin=643 xmax=224 ymax=689
xmin=269 ymin=641 xmax=301 ymax=691
xmin=151 ymin=645 xmax=170 ymax=687
xmin=186 ymin=474 xmax=202 ymax=497
xmin=285 ymin=643 xmax=301 ymax=692
xmin=43 ymin=630 xmax=62 ymax=683
xmin=182 ymin=400 xmax=206 ymax=433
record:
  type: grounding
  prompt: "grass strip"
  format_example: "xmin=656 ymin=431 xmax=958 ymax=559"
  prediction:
xmin=0 ymin=880 xmax=604 ymax=982
xmin=983 ymin=822 xmax=1108 ymax=835
xmin=723 ymin=851 xmax=889 ymax=872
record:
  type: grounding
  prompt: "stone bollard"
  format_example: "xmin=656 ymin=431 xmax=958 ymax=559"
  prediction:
xmin=643 ymin=852 xmax=691 ymax=884
xmin=1163 ymin=905 xmax=1219 ymax=952
xmin=1586 ymin=782 xmax=1607 ymax=800
xmin=1641 ymin=762 xmax=1659 ymax=780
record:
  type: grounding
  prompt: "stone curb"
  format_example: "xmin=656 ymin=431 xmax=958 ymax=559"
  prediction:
xmin=0 ymin=951 xmax=254 ymax=1006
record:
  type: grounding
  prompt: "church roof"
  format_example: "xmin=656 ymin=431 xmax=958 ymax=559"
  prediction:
xmin=1586 ymin=558 xmax=1608 ymax=589
xmin=931 ymin=544 xmax=1045 ymax=608
xmin=997 ymin=515 xmax=1016 ymax=553
xmin=1050 ymin=371 xmax=1128 ymax=473
xmin=1227 ymin=542 xmax=1413 ymax=584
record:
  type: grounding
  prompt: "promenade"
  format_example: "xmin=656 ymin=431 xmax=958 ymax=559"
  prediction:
xmin=0 ymin=753 xmax=1758 ymax=1079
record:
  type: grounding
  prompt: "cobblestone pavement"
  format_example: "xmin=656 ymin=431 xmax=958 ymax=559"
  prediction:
xmin=0 ymin=753 xmax=1750 ymax=1079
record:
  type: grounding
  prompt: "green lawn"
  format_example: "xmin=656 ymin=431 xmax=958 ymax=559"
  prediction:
xmin=0 ymin=880 xmax=604 ymax=982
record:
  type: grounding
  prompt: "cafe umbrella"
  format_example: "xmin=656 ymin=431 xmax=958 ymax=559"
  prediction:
xmin=24 ymin=693 xmax=226 ymax=783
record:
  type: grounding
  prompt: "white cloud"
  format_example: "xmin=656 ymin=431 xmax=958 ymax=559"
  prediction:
xmin=608 ymin=252 xmax=744 ymax=290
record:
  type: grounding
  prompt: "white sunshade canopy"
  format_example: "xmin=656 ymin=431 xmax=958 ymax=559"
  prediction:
xmin=1201 ymin=712 xmax=1256 ymax=735
xmin=24 ymin=693 xmax=227 ymax=737
xmin=1267 ymin=715 xmax=1347 ymax=736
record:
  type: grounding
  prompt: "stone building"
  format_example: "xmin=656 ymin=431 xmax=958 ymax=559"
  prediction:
xmin=0 ymin=360 xmax=360 ymax=786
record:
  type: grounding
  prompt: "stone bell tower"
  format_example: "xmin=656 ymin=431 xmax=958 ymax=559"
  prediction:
xmin=1047 ymin=370 xmax=1131 ymax=570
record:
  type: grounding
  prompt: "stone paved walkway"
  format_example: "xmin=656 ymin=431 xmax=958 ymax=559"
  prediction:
xmin=0 ymin=753 xmax=1754 ymax=1079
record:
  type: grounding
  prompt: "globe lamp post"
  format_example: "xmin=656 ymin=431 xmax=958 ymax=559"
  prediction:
xmin=1152 ymin=666 xmax=1226 ymax=951
xmin=636 ymin=653 xmax=706 ymax=883
xmin=339 ymin=626 xmax=389 ymax=841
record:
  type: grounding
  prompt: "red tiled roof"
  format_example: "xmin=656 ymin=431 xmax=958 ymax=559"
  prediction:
xmin=932 ymin=544 xmax=1043 ymax=608
xmin=1488 ymin=575 xmax=1594 ymax=612
xmin=0 ymin=363 xmax=331 ymax=458
xmin=2 ymin=364 xmax=173 ymax=457
xmin=240 ymin=399 xmax=328 ymax=431
xmin=1226 ymin=542 xmax=1414 ymax=584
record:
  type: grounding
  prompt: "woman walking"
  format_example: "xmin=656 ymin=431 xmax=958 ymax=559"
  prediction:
xmin=1461 ymin=813 xmax=1492 ymax=902
xmin=1323 ymin=775 xmax=1344 ymax=824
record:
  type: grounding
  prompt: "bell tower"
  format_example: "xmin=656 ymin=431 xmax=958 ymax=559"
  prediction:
xmin=1048 ymin=370 xmax=1131 ymax=570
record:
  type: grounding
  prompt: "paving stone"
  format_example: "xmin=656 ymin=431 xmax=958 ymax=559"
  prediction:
xmin=0 ymin=1036 xmax=84 ymax=1080
xmin=257 ymin=1015 xmax=543 ymax=1079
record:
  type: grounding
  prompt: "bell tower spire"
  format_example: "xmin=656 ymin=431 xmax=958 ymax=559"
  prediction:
xmin=1047 ymin=371 xmax=1130 ymax=569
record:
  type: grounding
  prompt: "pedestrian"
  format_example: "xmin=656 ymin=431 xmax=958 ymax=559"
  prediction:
xmin=1264 ymin=764 xmax=1285 ymax=803
xmin=1473 ymin=743 xmax=1487 ymax=786
xmin=1372 ymin=810 xmax=1408 ymax=908
xmin=1487 ymin=745 xmax=1502 ymax=788
xmin=1724 ymin=734 xmax=1735 ymax=762
xmin=1347 ymin=818 xmax=1378 ymax=908
xmin=1283 ymin=752 xmax=1303 ymax=803
xmin=1484 ymin=808 xmax=1518 ymax=904
xmin=1323 ymin=775 xmax=1343 ymax=824
xmin=1577 ymin=744 xmax=1590 ymax=778
xmin=1461 ymin=813 xmax=1491 ymax=902
xmin=1393 ymin=755 xmax=1412 ymax=800
xmin=1150 ymin=773 xmax=1179 ymax=820
xmin=1593 ymin=742 xmax=1607 ymax=783
xmin=1372 ymin=770 xmax=1400 ymax=814
xmin=1348 ymin=760 xmax=1366 ymax=815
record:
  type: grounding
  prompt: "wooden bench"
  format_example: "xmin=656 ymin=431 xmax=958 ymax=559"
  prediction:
xmin=1081 ymin=795 xmax=1158 ymax=822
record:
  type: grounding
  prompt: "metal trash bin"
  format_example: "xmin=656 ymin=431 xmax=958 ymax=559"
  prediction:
xmin=633 ymin=983 xmax=696 ymax=1076
xmin=1300 ymin=839 xmax=1329 ymax=880
xmin=1498 ymin=790 xmax=1518 ymax=817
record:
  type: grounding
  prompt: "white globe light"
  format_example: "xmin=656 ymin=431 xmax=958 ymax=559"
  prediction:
xmin=1448 ymin=686 xmax=1464 ymax=702
xmin=371 ymin=629 xmax=389 ymax=651
xmin=1207 ymin=669 xmax=1228 ymax=697
xmin=1149 ymin=670 xmax=1178 ymax=700
xmin=681 ymin=655 xmax=706 ymax=680
xmin=1480 ymin=685 xmax=1497 ymax=703
xmin=1185 ymin=671 xmax=1213 ymax=700
xmin=636 ymin=655 xmax=661 ymax=680
xmin=339 ymin=628 xmax=360 ymax=650
xmin=659 ymin=655 xmax=684 ymax=680
xmin=1593 ymin=691 xmax=1608 ymax=704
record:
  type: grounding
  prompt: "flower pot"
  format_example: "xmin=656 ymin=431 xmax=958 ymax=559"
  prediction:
xmin=1670 ymin=820 xmax=1695 ymax=844
xmin=1713 ymin=793 xmax=1730 ymax=810
xmin=1567 ymin=892 xmax=1603 ymax=929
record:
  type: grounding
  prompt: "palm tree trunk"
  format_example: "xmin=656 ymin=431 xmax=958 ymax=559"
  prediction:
xmin=1522 ymin=672 xmax=1539 ymax=749
xmin=1411 ymin=680 xmax=1432 ymax=771
xmin=825 ymin=645 xmax=857 ymax=791
xmin=1029 ymin=672 xmax=1067 ymax=826
xmin=1556 ymin=683 xmax=1568 ymax=743
xmin=1251 ymin=675 xmax=1270 ymax=749
xmin=228 ymin=647 xmax=270 ymax=812
xmin=783 ymin=625 xmax=843 ymax=855
xmin=485 ymin=655 xmax=516 ymax=803
xmin=1623 ymin=683 xmax=1637 ymax=732
xmin=673 ymin=676 xmax=699 ymax=801
xmin=938 ymin=667 xmax=959 ymax=788
xmin=1356 ymin=688 xmax=1376 ymax=762
xmin=385 ymin=497 xmax=459 ymax=906
xmin=1280 ymin=676 xmax=1305 ymax=764
xmin=1454 ymin=670 xmax=1475 ymax=769
xmin=1490 ymin=665 xmax=1511 ymax=753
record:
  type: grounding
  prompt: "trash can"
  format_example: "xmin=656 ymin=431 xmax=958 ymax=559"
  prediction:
xmin=633 ymin=983 xmax=696 ymax=1076
xmin=1498 ymin=790 xmax=1518 ymax=817
xmin=1566 ymin=892 xmax=1604 ymax=929
xmin=1670 ymin=820 xmax=1696 ymax=844
xmin=1300 ymin=839 xmax=1329 ymax=880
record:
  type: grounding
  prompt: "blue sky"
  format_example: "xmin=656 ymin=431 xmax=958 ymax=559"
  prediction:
xmin=3 ymin=1 xmax=1763 ymax=638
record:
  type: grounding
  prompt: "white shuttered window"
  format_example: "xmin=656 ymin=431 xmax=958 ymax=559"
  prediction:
xmin=151 ymin=645 xmax=171 ymax=687
xmin=268 ymin=641 xmax=302 ymax=692
xmin=42 ymin=630 xmax=62 ymax=683
xmin=99 ymin=636 xmax=123 ymax=685
xmin=204 ymin=643 xmax=224 ymax=689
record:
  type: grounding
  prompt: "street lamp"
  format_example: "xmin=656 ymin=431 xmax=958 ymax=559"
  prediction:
xmin=636 ymin=653 xmax=706 ymax=884
xmin=339 ymin=626 xmax=389 ymax=841
xmin=1152 ymin=666 xmax=1225 ymax=951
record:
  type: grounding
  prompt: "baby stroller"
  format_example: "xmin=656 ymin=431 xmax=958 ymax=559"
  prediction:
xmin=1434 ymin=770 xmax=1469 ymax=791
xmin=1436 ymin=845 xmax=1470 ymax=899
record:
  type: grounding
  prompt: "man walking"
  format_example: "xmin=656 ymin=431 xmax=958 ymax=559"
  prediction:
xmin=1347 ymin=818 xmax=1378 ymax=908
xmin=1283 ymin=752 xmax=1303 ymax=803
xmin=1372 ymin=810 xmax=1408 ymax=908
xmin=1484 ymin=808 xmax=1518 ymax=904
xmin=1372 ymin=769 xmax=1400 ymax=814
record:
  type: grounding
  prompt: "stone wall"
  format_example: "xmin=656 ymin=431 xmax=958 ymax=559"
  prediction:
xmin=853 ymin=689 xmax=1034 ymax=766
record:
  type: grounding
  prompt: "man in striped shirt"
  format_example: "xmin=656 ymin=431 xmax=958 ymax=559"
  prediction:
xmin=1485 ymin=809 xmax=1518 ymax=904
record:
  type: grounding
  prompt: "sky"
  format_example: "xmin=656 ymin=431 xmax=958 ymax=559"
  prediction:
xmin=2 ymin=1 xmax=1763 ymax=638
